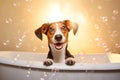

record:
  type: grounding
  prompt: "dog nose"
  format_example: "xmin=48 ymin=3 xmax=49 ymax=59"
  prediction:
xmin=55 ymin=34 xmax=62 ymax=41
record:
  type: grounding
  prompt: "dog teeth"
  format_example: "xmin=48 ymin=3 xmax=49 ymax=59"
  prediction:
xmin=55 ymin=45 xmax=62 ymax=50
xmin=54 ymin=43 xmax=63 ymax=50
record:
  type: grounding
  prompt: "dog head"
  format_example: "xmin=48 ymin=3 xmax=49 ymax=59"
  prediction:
xmin=35 ymin=20 xmax=78 ymax=50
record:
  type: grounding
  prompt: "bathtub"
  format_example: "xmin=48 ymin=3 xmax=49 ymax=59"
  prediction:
xmin=0 ymin=51 xmax=120 ymax=80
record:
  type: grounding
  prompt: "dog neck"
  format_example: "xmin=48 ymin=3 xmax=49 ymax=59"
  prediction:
xmin=49 ymin=43 xmax=67 ymax=63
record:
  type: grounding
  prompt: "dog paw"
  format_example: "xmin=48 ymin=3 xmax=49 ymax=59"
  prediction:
xmin=43 ymin=59 xmax=53 ymax=66
xmin=65 ymin=57 xmax=76 ymax=66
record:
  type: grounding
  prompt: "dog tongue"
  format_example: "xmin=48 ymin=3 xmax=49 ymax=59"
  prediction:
xmin=55 ymin=43 xmax=63 ymax=50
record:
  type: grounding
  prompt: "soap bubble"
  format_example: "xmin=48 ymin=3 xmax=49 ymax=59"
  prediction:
xmin=15 ymin=34 xmax=26 ymax=48
xmin=113 ymin=9 xmax=119 ymax=15
xmin=26 ymin=68 xmax=31 ymax=78
xmin=98 ymin=5 xmax=102 ymax=10
xmin=13 ymin=2 xmax=17 ymax=7
xmin=111 ymin=30 xmax=118 ymax=38
xmin=33 ymin=47 xmax=37 ymax=51
xmin=115 ymin=43 xmax=120 ymax=48
xmin=5 ymin=18 xmax=13 ymax=24
xmin=14 ymin=57 xmax=17 ymax=61
xmin=92 ymin=57 xmax=96 ymax=61
xmin=101 ymin=16 xmax=108 ymax=22
xmin=16 ymin=44 xmax=20 ymax=48
xmin=3 ymin=40 xmax=10 ymax=46
xmin=105 ymin=48 xmax=110 ymax=52
xmin=25 ymin=0 xmax=32 ymax=2
xmin=40 ymin=78 xmax=45 ymax=80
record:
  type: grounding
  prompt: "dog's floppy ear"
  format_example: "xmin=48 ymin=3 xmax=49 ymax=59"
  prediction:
xmin=64 ymin=20 xmax=78 ymax=35
xmin=35 ymin=23 xmax=49 ymax=40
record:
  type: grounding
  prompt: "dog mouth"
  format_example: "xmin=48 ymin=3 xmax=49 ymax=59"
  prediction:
xmin=54 ymin=43 xmax=63 ymax=50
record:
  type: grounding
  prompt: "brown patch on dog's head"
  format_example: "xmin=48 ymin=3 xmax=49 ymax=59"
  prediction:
xmin=63 ymin=20 xmax=78 ymax=35
xmin=35 ymin=23 xmax=49 ymax=40
xmin=47 ymin=22 xmax=70 ymax=43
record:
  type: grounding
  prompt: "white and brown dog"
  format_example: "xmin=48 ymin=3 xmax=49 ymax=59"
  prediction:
xmin=35 ymin=20 xmax=78 ymax=66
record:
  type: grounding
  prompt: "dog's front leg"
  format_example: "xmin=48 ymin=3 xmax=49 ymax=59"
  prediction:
xmin=65 ymin=50 xmax=76 ymax=65
xmin=43 ymin=51 xmax=53 ymax=66
xmin=43 ymin=58 xmax=53 ymax=66
xmin=65 ymin=57 xmax=76 ymax=65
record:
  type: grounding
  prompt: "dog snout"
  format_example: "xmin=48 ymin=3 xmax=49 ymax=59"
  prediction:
xmin=55 ymin=34 xmax=62 ymax=42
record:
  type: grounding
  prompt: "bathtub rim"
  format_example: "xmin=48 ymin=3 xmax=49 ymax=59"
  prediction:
xmin=0 ymin=51 xmax=120 ymax=71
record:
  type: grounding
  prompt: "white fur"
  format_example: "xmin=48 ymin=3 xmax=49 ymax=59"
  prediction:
xmin=52 ymin=23 xmax=65 ymax=43
xmin=49 ymin=43 xmax=66 ymax=63
xmin=50 ymin=23 xmax=67 ymax=63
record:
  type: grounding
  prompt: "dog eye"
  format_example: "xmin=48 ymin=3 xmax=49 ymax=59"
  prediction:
xmin=49 ymin=27 xmax=55 ymax=33
xmin=61 ymin=26 xmax=67 ymax=31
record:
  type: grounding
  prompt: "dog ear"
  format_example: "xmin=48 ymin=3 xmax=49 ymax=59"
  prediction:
xmin=35 ymin=23 xmax=49 ymax=40
xmin=64 ymin=20 xmax=78 ymax=35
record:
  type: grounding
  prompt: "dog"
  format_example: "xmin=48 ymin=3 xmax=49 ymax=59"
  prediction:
xmin=35 ymin=20 xmax=78 ymax=66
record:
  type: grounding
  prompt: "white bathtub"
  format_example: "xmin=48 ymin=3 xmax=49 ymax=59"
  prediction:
xmin=0 ymin=51 xmax=120 ymax=80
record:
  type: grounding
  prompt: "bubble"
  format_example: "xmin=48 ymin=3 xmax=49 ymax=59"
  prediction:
xmin=3 ymin=42 xmax=7 ymax=45
xmin=5 ymin=18 xmax=13 ymax=24
xmin=13 ymin=2 xmax=17 ymax=6
xmin=19 ymin=38 xmax=23 ymax=42
xmin=50 ymin=68 xmax=59 ymax=78
xmin=14 ymin=57 xmax=17 ymax=61
xmin=8 ymin=18 xmax=12 ymax=22
xmin=103 ymin=45 xmax=107 ymax=48
xmin=43 ymin=72 xmax=48 ymax=77
xmin=40 ymin=78 xmax=45 ymax=80
xmin=13 ymin=54 xmax=20 ymax=61
xmin=16 ymin=54 xmax=20 ymax=57
xmin=3 ymin=40 xmax=10 ymax=46
xmin=25 ymin=0 xmax=29 ymax=2
xmin=101 ymin=16 xmax=108 ymax=22
xmin=26 ymin=74 xmax=30 ymax=78
xmin=98 ymin=5 xmax=102 ymax=10
xmin=27 ymin=70 xmax=31 ymax=74
xmin=111 ymin=30 xmax=118 ymax=37
xmin=25 ymin=0 xmax=32 ymax=2
xmin=5 ymin=20 xmax=9 ymax=24
xmin=105 ymin=48 xmax=110 ymax=52
xmin=51 ymin=68 xmax=59 ymax=73
xmin=95 ymin=37 xmax=102 ymax=41
xmin=16 ymin=45 xmax=20 ymax=48
xmin=16 ymin=42 xmax=22 ymax=48
xmin=115 ymin=43 xmax=120 ymax=48
xmin=15 ymin=34 xmax=26 ymax=48
xmin=26 ymin=61 xmax=32 ymax=67
xmin=113 ymin=9 xmax=119 ymax=15
xmin=26 ymin=68 xmax=31 ymax=78
xmin=19 ymin=42 xmax=22 ymax=45
xmin=102 ymin=42 xmax=107 ymax=46
xmin=92 ymin=57 xmax=96 ymax=61
xmin=21 ymin=34 xmax=26 ymax=39
xmin=33 ymin=47 xmax=37 ymax=51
